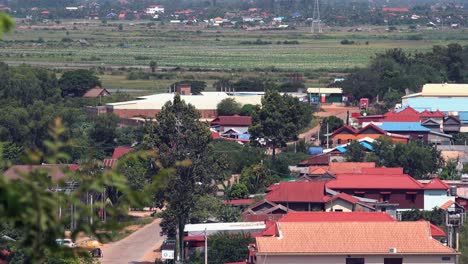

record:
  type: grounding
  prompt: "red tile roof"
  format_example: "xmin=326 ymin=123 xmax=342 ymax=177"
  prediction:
xmin=325 ymin=192 xmax=360 ymax=204
xmin=382 ymin=7 xmax=410 ymax=12
xmin=327 ymin=173 xmax=424 ymax=190
xmin=211 ymin=115 xmax=252 ymax=126
xmin=298 ymin=154 xmax=330 ymax=166
xmin=103 ymin=159 xmax=117 ymax=168
xmin=265 ymin=181 xmax=327 ymax=203
xmin=256 ymin=222 xmax=456 ymax=255
xmin=424 ymin=178 xmax=450 ymax=190
xmin=82 ymin=87 xmax=110 ymax=98
xmin=3 ymin=164 xmax=77 ymax=181
xmin=361 ymin=167 xmax=404 ymax=174
xmin=418 ymin=219 xmax=446 ymax=237
xmin=329 ymin=162 xmax=376 ymax=174
xmin=111 ymin=146 xmax=133 ymax=159
xmin=279 ymin=212 xmax=396 ymax=222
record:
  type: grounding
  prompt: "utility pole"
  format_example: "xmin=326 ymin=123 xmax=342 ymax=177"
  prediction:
xmin=204 ymin=228 xmax=208 ymax=264
xmin=311 ymin=0 xmax=322 ymax=33
xmin=326 ymin=122 xmax=329 ymax=149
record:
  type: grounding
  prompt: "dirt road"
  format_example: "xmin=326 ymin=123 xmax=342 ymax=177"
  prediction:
xmin=298 ymin=105 xmax=359 ymax=142
xmin=101 ymin=218 xmax=164 ymax=264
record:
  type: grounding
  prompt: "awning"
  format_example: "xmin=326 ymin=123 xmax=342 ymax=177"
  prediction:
xmin=380 ymin=192 xmax=391 ymax=194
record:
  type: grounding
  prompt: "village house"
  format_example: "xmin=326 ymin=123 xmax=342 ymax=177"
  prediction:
xmin=331 ymin=124 xmax=409 ymax=146
xmin=307 ymin=87 xmax=344 ymax=104
xmin=82 ymin=87 xmax=111 ymax=99
xmin=326 ymin=168 xmax=454 ymax=210
xmin=253 ymin=221 xmax=457 ymax=264
xmin=210 ymin=115 xmax=252 ymax=134
xmin=377 ymin=122 xmax=431 ymax=142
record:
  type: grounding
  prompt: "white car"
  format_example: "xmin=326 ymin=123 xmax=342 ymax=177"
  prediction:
xmin=56 ymin=238 xmax=76 ymax=248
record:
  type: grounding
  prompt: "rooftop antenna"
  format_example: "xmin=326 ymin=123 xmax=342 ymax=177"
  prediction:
xmin=311 ymin=0 xmax=322 ymax=33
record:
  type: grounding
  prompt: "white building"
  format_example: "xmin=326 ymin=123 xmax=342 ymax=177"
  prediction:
xmin=146 ymin=5 xmax=164 ymax=15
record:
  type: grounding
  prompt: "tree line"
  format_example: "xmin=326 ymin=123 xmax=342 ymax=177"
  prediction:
xmin=341 ymin=44 xmax=468 ymax=111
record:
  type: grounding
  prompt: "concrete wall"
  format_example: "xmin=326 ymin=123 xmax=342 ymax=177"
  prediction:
xmin=255 ymin=254 xmax=456 ymax=264
xmin=325 ymin=199 xmax=353 ymax=212
xmin=424 ymin=190 xmax=455 ymax=210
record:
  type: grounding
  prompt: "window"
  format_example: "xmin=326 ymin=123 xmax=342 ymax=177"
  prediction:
xmin=334 ymin=209 xmax=343 ymax=212
xmin=347 ymin=139 xmax=352 ymax=143
xmin=380 ymin=193 xmax=390 ymax=202
xmin=384 ymin=258 xmax=402 ymax=264
xmin=346 ymin=258 xmax=364 ymax=264
xmin=406 ymin=193 xmax=416 ymax=203
xmin=337 ymin=139 xmax=342 ymax=144
xmin=442 ymin=256 xmax=451 ymax=261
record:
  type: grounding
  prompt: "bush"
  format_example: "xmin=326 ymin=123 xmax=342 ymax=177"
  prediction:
xmin=340 ymin=39 xmax=355 ymax=45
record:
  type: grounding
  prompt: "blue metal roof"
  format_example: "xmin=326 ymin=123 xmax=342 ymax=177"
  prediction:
xmin=378 ymin=122 xmax=430 ymax=132
xmin=459 ymin=112 xmax=468 ymax=122
xmin=405 ymin=97 xmax=468 ymax=112
xmin=360 ymin=141 xmax=374 ymax=151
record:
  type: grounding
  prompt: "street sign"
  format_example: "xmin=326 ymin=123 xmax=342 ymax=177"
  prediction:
xmin=162 ymin=250 xmax=174 ymax=260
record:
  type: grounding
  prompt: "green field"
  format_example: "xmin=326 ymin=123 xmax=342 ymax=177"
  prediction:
xmin=1 ymin=20 xmax=468 ymax=71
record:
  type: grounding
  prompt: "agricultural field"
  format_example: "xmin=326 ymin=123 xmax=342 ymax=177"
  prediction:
xmin=1 ymin=19 xmax=468 ymax=72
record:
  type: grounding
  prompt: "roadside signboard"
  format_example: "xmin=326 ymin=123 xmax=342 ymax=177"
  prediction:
xmin=162 ymin=250 xmax=174 ymax=260
xmin=360 ymin=98 xmax=369 ymax=110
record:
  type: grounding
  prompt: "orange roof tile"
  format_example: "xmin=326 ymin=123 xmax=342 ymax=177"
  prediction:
xmin=327 ymin=173 xmax=424 ymax=190
xmin=279 ymin=212 xmax=395 ymax=222
xmin=256 ymin=222 xmax=457 ymax=255
xmin=329 ymin=162 xmax=375 ymax=174
xmin=439 ymin=200 xmax=455 ymax=210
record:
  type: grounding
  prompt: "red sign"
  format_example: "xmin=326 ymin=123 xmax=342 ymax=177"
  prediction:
xmin=360 ymin=98 xmax=369 ymax=110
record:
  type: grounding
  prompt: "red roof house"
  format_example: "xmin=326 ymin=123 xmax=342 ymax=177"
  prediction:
xmin=331 ymin=123 xmax=409 ymax=146
xmin=264 ymin=181 xmax=328 ymax=211
xmin=326 ymin=173 xmax=425 ymax=209
xmin=83 ymin=87 xmax=111 ymax=98
xmin=112 ymin=146 xmax=133 ymax=159
xmin=382 ymin=7 xmax=410 ymax=12
xmin=210 ymin=115 xmax=252 ymax=133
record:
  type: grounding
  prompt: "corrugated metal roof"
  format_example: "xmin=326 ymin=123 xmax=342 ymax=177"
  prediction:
xmin=108 ymin=92 xmax=262 ymax=110
xmin=307 ymin=87 xmax=343 ymax=94
xmin=422 ymin=83 xmax=468 ymax=96
xmin=404 ymin=97 xmax=468 ymax=112
xmin=378 ymin=122 xmax=430 ymax=132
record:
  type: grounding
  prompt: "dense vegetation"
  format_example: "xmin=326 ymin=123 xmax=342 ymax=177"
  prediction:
xmin=341 ymin=44 xmax=468 ymax=108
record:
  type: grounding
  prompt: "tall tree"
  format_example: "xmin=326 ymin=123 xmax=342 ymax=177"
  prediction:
xmin=0 ymin=12 xmax=14 ymax=37
xmin=142 ymin=94 xmax=224 ymax=260
xmin=217 ymin=98 xmax=242 ymax=116
xmin=249 ymin=90 xmax=312 ymax=157
xmin=344 ymin=140 xmax=366 ymax=162
xmin=59 ymin=69 xmax=101 ymax=97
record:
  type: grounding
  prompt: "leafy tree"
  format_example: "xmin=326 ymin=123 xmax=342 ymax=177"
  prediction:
xmin=232 ymin=77 xmax=277 ymax=92
xmin=59 ymin=69 xmax=101 ymax=97
xmin=250 ymin=90 xmax=312 ymax=157
xmin=439 ymin=159 xmax=460 ymax=180
xmin=149 ymin=61 xmax=157 ymax=73
xmin=217 ymin=98 xmax=242 ymax=116
xmin=208 ymin=233 xmax=254 ymax=264
xmin=319 ymin=116 xmax=344 ymax=144
xmin=0 ymin=119 xmax=157 ymax=263
xmin=217 ymin=205 xmax=241 ymax=222
xmin=344 ymin=140 xmax=366 ymax=162
xmin=142 ymin=94 xmax=224 ymax=260
xmin=367 ymin=137 xmax=444 ymax=179
xmin=0 ymin=12 xmax=14 ymax=37
xmin=227 ymin=183 xmax=249 ymax=199
xmin=240 ymin=104 xmax=255 ymax=116
xmin=213 ymin=78 xmax=232 ymax=92
xmin=210 ymin=139 xmax=265 ymax=174
xmin=117 ymin=150 xmax=159 ymax=194
xmin=240 ymin=164 xmax=279 ymax=194
xmin=89 ymin=113 xmax=120 ymax=155
xmin=190 ymin=195 xmax=222 ymax=224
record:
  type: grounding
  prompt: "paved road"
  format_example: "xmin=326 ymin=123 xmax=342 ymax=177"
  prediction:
xmin=101 ymin=219 xmax=165 ymax=264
